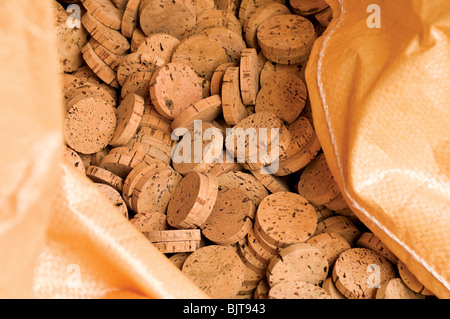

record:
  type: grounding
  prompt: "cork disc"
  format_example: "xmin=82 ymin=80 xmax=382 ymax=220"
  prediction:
xmin=171 ymin=95 xmax=222 ymax=130
xmin=62 ymin=76 xmax=117 ymax=106
xmin=217 ymin=171 xmax=268 ymax=206
xmin=322 ymin=277 xmax=346 ymax=299
xmin=126 ymin=141 xmax=172 ymax=165
xmin=63 ymin=145 xmax=86 ymax=174
xmin=171 ymin=35 xmax=228 ymax=81
xmin=257 ymin=14 xmax=316 ymax=64
xmin=200 ymin=27 xmax=246 ymax=63
xmin=130 ymin=212 xmax=168 ymax=232
xmin=306 ymin=232 xmax=351 ymax=267
xmin=397 ymin=260 xmax=434 ymax=296
xmin=238 ymin=0 xmax=285 ymax=27
xmin=254 ymin=279 xmax=270 ymax=299
xmin=64 ymin=97 xmax=117 ymax=155
xmin=268 ymin=280 xmax=331 ymax=299
xmin=221 ymin=67 xmax=247 ymax=125
xmin=194 ymin=9 xmax=242 ymax=36
xmin=255 ymin=73 xmax=307 ymax=124
xmin=166 ymin=172 xmax=216 ymax=229
xmin=209 ymin=62 xmax=238 ymax=96
xmin=169 ymin=252 xmax=192 ymax=269
xmin=139 ymin=0 xmax=197 ymax=39
xmin=131 ymin=28 xmax=146 ymax=52
xmin=131 ymin=167 xmax=183 ymax=214
xmin=133 ymin=126 xmax=174 ymax=156
xmin=121 ymin=0 xmax=141 ymax=38
xmin=267 ymin=243 xmax=329 ymax=287
xmin=315 ymin=216 xmax=361 ymax=246
xmin=136 ymin=33 xmax=181 ymax=62
xmin=117 ymin=52 xmax=165 ymax=86
xmin=152 ymin=240 xmax=204 ymax=253
xmin=86 ymin=165 xmax=124 ymax=192
xmin=81 ymin=0 xmax=124 ymax=30
xmin=182 ymin=245 xmax=246 ymax=299
xmin=89 ymin=37 xmax=124 ymax=71
xmin=260 ymin=61 xmax=306 ymax=89
xmin=201 ymin=188 xmax=256 ymax=245
xmin=239 ymin=48 xmax=259 ymax=106
xmin=376 ymin=278 xmax=425 ymax=299
xmin=290 ymin=0 xmax=329 ymax=15
xmin=81 ymin=12 xmax=130 ymax=55
xmin=253 ymin=223 xmax=278 ymax=255
xmin=280 ymin=116 xmax=315 ymax=161
xmin=149 ymin=62 xmax=203 ymax=120
xmin=255 ymin=192 xmax=317 ymax=248
xmin=332 ymin=248 xmax=396 ymax=299
xmin=121 ymin=71 xmax=152 ymax=99
xmin=323 ymin=193 xmax=349 ymax=211
xmin=144 ymin=229 xmax=202 ymax=242
xmin=96 ymin=183 xmax=128 ymax=219
xmin=100 ymin=148 xmax=152 ymax=179
xmin=110 ymin=94 xmax=145 ymax=147
xmin=237 ymin=240 xmax=268 ymax=274
xmin=315 ymin=6 xmax=333 ymax=27
xmin=246 ymin=227 xmax=276 ymax=264
xmin=81 ymin=42 xmax=119 ymax=88
xmin=356 ymin=232 xmax=398 ymax=264
xmin=249 ymin=167 xmax=290 ymax=193
xmin=244 ymin=3 xmax=290 ymax=50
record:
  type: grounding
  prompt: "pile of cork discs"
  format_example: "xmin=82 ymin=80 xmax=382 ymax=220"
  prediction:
xmin=56 ymin=0 xmax=434 ymax=299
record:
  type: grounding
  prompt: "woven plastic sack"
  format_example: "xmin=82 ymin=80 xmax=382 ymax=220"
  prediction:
xmin=0 ymin=0 xmax=448 ymax=299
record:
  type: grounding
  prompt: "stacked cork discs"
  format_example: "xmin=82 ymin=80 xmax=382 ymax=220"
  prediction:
xmin=56 ymin=0 xmax=435 ymax=299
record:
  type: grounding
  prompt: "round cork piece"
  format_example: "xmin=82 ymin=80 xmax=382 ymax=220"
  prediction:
xmin=112 ymin=0 xmax=129 ymax=10
xmin=110 ymin=94 xmax=145 ymax=147
xmin=63 ymin=145 xmax=86 ymax=174
xmin=152 ymin=240 xmax=204 ymax=254
xmin=117 ymin=52 xmax=165 ymax=86
xmin=253 ymin=223 xmax=278 ymax=255
xmin=209 ymin=62 xmax=238 ymax=96
xmin=100 ymin=148 xmax=153 ymax=179
xmin=167 ymin=172 xmax=217 ymax=229
xmin=121 ymin=0 xmax=141 ymax=38
xmin=201 ymin=188 xmax=256 ymax=245
xmin=133 ymin=126 xmax=174 ymax=154
xmin=254 ymin=279 xmax=270 ymax=299
xmin=96 ymin=183 xmax=128 ymax=219
xmin=255 ymin=72 xmax=307 ymax=124
xmin=260 ymin=61 xmax=306 ymax=89
xmin=332 ymin=248 xmax=396 ymax=299
xmin=144 ymin=229 xmax=202 ymax=242
xmin=90 ymin=148 xmax=110 ymax=167
xmin=62 ymin=75 xmax=117 ymax=106
xmin=237 ymin=240 xmax=268 ymax=274
xmin=298 ymin=153 xmax=342 ymax=206
xmin=376 ymin=278 xmax=425 ymax=299
xmin=81 ymin=42 xmax=119 ymax=88
xmin=81 ymin=0 xmax=124 ymax=30
xmin=255 ymin=192 xmax=318 ymax=248
xmin=126 ymin=141 xmax=172 ymax=165
xmin=120 ymin=71 xmax=152 ymax=99
xmin=200 ymin=27 xmax=246 ymax=63
xmin=81 ymin=11 xmax=130 ymax=55
xmin=246 ymin=227 xmax=276 ymax=264
xmin=194 ymin=9 xmax=242 ymax=36
xmin=64 ymin=97 xmax=117 ymax=155
xmin=136 ymin=33 xmax=180 ymax=63
xmin=238 ymin=0 xmax=285 ymax=27
xmin=139 ymin=0 xmax=197 ymax=39
xmin=139 ymin=104 xmax=173 ymax=133
xmin=149 ymin=62 xmax=203 ymax=120
xmin=315 ymin=216 xmax=361 ymax=246
xmin=244 ymin=2 xmax=290 ymax=50
xmin=397 ymin=260 xmax=434 ymax=296
xmin=357 ymin=232 xmax=398 ymax=264
xmin=86 ymin=165 xmax=124 ymax=192
xmin=239 ymin=48 xmax=259 ymax=106
xmin=322 ymin=277 xmax=346 ymax=299
xmin=221 ymin=67 xmax=248 ymax=125
xmin=182 ymin=245 xmax=246 ymax=298
xmin=315 ymin=6 xmax=333 ymax=28
xmin=131 ymin=167 xmax=182 ymax=214
xmin=257 ymin=14 xmax=316 ymax=64
xmin=280 ymin=116 xmax=314 ymax=161
xmin=217 ymin=171 xmax=269 ymax=206
xmin=267 ymin=243 xmax=329 ymax=287
xmin=306 ymin=232 xmax=351 ymax=267
xmin=130 ymin=212 xmax=168 ymax=232
xmin=249 ymin=167 xmax=290 ymax=193
xmin=171 ymin=95 xmax=223 ymax=130
xmin=89 ymin=37 xmax=124 ymax=71
xmin=131 ymin=28 xmax=146 ymax=52
xmin=290 ymin=0 xmax=329 ymax=15
xmin=169 ymin=252 xmax=192 ymax=269
xmin=171 ymin=35 xmax=229 ymax=81
xmin=269 ymin=280 xmax=331 ymax=299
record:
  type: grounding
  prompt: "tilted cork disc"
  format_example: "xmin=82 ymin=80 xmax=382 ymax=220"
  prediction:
xmin=315 ymin=6 xmax=333 ymax=27
xmin=238 ymin=0 xmax=285 ymax=27
xmin=81 ymin=0 xmax=124 ymax=30
xmin=121 ymin=0 xmax=141 ymax=38
xmin=64 ymin=97 xmax=116 ymax=155
xmin=171 ymin=95 xmax=223 ymax=130
xmin=280 ymin=116 xmax=314 ymax=161
xmin=397 ymin=260 xmax=434 ymax=296
xmin=332 ymin=248 xmax=396 ymax=299
xmin=166 ymin=172 xmax=215 ymax=229
xmin=81 ymin=42 xmax=119 ymax=88
xmin=62 ymin=75 xmax=117 ymax=106
xmin=117 ymin=52 xmax=165 ymax=86
xmin=217 ymin=171 xmax=268 ymax=206
xmin=139 ymin=0 xmax=197 ymax=39
xmin=86 ymin=165 xmax=124 ymax=192
xmin=169 ymin=252 xmax=192 ymax=269
xmin=315 ymin=216 xmax=361 ymax=246
xmin=171 ymin=35 xmax=229 ymax=81
xmin=246 ymin=227 xmax=276 ymax=264
xmin=110 ymin=93 xmax=145 ymax=147
xmin=136 ymin=33 xmax=181 ymax=63
xmin=268 ymin=280 xmax=331 ymax=299
xmin=239 ymin=48 xmax=259 ymax=106
xmin=194 ymin=9 xmax=242 ymax=36
xmin=221 ymin=67 xmax=247 ymax=125
xmin=121 ymin=71 xmax=153 ymax=99
xmin=144 ymin=229 xmax=202 ymax=242
xmin=322 ymin=277 xmax=346 ymax=299
xmin=254 ymin=278 xmax=270 ymax=299
xmin=152 ymin=240 xmax=204 ymax=254
xmin=266 ymin=243 xmax=329 ymax=287
xmin=376 ymin=278 xmax=425 ymax=299
xmin=356 ymin=232 xmax=398 ymax=264
xmin=257 ymin=14 xmax=316 ymax=65
xmin=237 ymin=240 xmax=268 ymax=274
xmin=63 ymin=145 xmax=86 ymax=174
xmin=131 ymin=167 xmax=183 ymax=214
xmin=100 ymin=148 xmax=154 ymax=179
xmin=130 ymin=212 xmax=168 ymax=232
xmin=255 ymin=192 xmax=318 ymax=248
xmin=182 ymin=245 xmax=246 ymax=299
xmin=306 ymin=232 xmax=351 ymax=266
xmin=200 ymin=27 xmax=246 ymax=63
xmin=131 ymin=28 xmax=146 ymax=52
xmin=244 ymin=2 xmax=290 ymax=50
xmin=89 ymin=37 xmax=124 ymax=71
xmin=201 ymin=188 xmax=256 ymax=245
xmin=112 ymin=0 xmax=129 ymax=10
xmin=96 ymin=183 xmax=128 ymax=219
xmin=149 ymin=62 xmax=203 ymax=120
xmin=249 ymin=167 xmax=290 ymax=194
xmin=209 ymin=62 xmax=238 ymax=96
xmin=81 ymin=12 xmax=130 ymax=55
xmin=290 ymin=0 xmax=329 ymax=15
xmin=255 ymin=72 xmax=307 ymax=124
